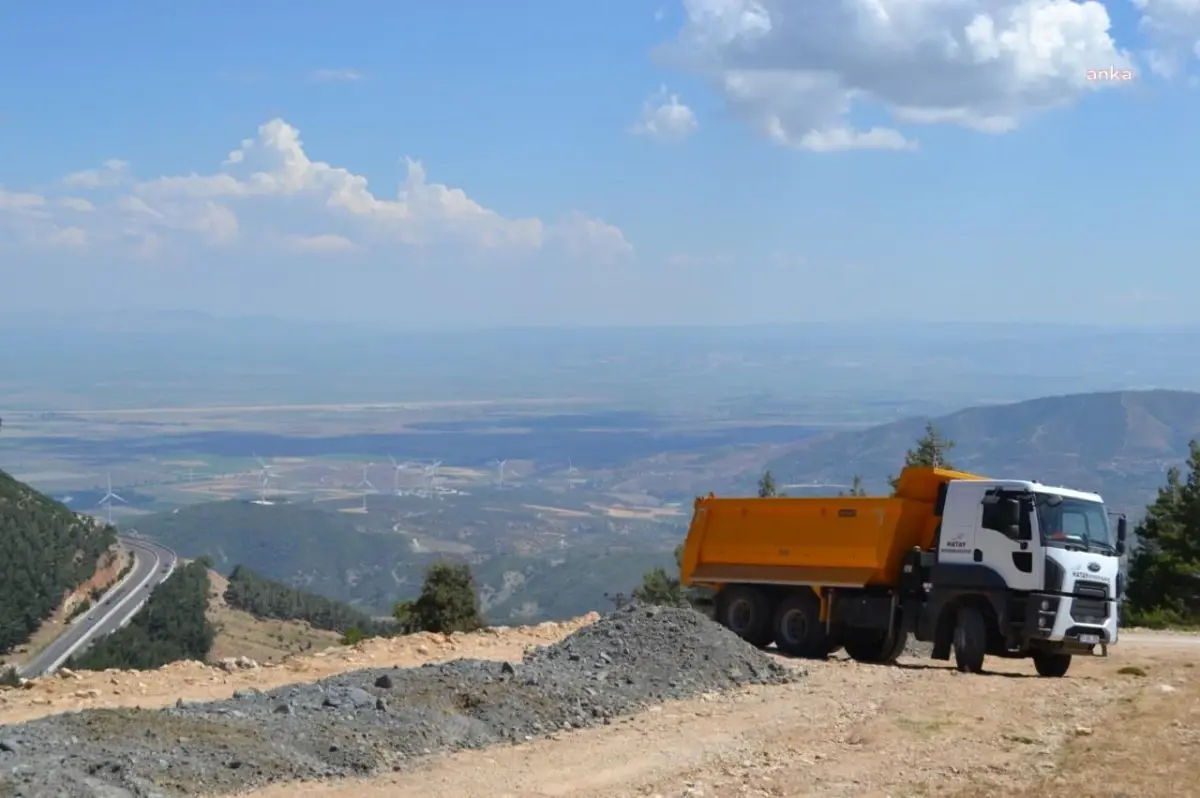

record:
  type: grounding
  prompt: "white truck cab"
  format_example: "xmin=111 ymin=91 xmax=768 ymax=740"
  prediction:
xmin=909 ymin=477 xmax=1126 ymax=675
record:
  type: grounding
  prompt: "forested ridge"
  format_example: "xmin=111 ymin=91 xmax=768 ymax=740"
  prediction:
xmin=0 ymin=469 xmax=116 ymax=654
xmin=224 ymin=564 xmax=395 ymax=636
xmin=68 ymin=560 xmax=214 ymax=671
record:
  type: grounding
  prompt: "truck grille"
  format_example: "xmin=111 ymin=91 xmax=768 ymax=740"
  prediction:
xmin=1074 ymin=580 xmax=1109 ymax=600
xmin=1070 ymin=598 xmax=1109 ymax=624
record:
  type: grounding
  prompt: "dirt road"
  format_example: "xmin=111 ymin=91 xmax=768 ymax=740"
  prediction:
xmin=2 ymin=619 xmax=1195 ymax=797
xmin=241 ymin=634 xmax=1199 ymax=798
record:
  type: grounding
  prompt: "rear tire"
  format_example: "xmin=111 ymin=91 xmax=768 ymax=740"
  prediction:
xmin=844 ymin=628 xmax=908 ymax=665
xmin=715 ymin=585 xmax=774 ymax=648
xmin=953 ymin=604 xmax=987 ymax=674
xmin=1032 ymin=651 xmax=1071 ymax=678
xmin=771 ymin=591 xmax=828 ymax=658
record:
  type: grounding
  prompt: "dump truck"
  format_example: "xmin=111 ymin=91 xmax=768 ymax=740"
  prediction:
xmin=680 ymin=466 xmax=1127 ymax=676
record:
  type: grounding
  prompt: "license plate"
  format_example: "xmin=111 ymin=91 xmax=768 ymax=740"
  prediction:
xmin=1079 ymin=634 xmax=1101 ymax=645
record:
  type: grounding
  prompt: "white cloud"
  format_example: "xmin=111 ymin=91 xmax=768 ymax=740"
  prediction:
xmin=631 ymin=86 xmax=699 ymax=141
xmin=63 ymin=159 xmax=130 ymax=189
xmin=1133 ymin=0 xmax=1200 ymax=78
xmin=664 ymin=0 xmax=1137 ymax=151
xmin=281 ymin=233 xmax=360 ymax=254
xmin=0 ymin=118 xmax=630 ymax=264
xmin=0 ymin=189 xmax=46 ymax=214
xmin=58 ymin=197 xmax=95 ymax=212
xmin=311 ymin=68 xmax=364 ymax=83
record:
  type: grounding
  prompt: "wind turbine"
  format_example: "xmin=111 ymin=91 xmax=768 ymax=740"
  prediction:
xmin=565 ymin=458 xmax=580 ymax=489
xmin=355 ymin=464 xmax=375 ymax=511
xmin=492 ymin=458 xmax=508 ymax=488
xmin=389 ymin=455 xmax=405 ymax=496
xmin=252 ymin=455 xmax=277 ymax=505
xmin=424 ymin=460 xmax=442 ymax=498
xmin=96 ymin=473 xmax=126 ymax=526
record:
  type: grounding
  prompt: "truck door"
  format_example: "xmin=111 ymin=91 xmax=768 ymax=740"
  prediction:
xmin=936 ymin=482 xmax=981 ymax=565
xmin=979 ymin=489 xmax=1042 ymax=593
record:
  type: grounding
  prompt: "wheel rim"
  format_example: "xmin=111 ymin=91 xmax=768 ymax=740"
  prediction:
xmin=727 ymin=598 xmax=754 ymax=634
xmin=780 ymin=608 xmax=809 ymax=645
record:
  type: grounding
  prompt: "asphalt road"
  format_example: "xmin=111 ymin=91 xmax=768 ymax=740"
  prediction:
xmin=20 ymin=535 xmax=178 ymax=678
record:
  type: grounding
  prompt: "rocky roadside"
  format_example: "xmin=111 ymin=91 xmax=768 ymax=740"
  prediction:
xmin=0 ymin=615 xmax=602 ymax=727
xmin=0 ymin=605 xmax=802 ymax=797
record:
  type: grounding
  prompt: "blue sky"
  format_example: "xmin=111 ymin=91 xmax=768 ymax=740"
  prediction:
xmin=1 ymin=0 xmax=1198 ymax=326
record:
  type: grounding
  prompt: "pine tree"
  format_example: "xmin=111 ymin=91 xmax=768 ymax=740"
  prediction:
xmin=888 ymin=422 xmax=956 ymax=492
xmin=396 ymin=561 xmax=485 ymax=634
xmin=1124 ymin=440 xmax=1200 ymax=626
xmin=633 ymin=544 xmax=686 ymax=606
xmin=758 ymin=470 xmax=778 ymax=498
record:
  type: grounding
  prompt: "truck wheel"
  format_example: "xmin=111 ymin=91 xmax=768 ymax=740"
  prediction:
xmin=715 ymin=585 xmax=773 ymax=648
xmin=772 ymin=591 xmax=828 ymax=659
xmin=878 ymin=629 xmax=909 ymax=663
xmin=952 ymin=604 xmax=987 ymax=674
xmin=844 ymin=629 xmax=907 ymax=664
xmin=1032 ymin=651 xmax=1071 ymax=678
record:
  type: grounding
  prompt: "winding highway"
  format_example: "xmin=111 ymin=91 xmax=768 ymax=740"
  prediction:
xmin=20 ymin=535 xmax=178 ymax=678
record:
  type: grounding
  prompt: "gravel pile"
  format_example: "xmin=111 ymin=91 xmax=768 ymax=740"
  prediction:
xmin=0 ymin=604 xmax=800 ymax=797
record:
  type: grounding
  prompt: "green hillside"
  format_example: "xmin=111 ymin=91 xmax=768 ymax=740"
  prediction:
xmin=68 ymin=560 xmax=214 ymax=671
xmin=133 ymin=499 xmax=674 ymax=622
xmin=0 ymin=469 xmax=116 ymax=653
xmin=761 ymin=389 xmax=1200 ymax=514
xmin=223 ymin=564 xmax=396 ymax=635
xmin=476 ymin=546 xmax=677 ymax=623
xmin=133 ymin=501 xmax=426 ymax=611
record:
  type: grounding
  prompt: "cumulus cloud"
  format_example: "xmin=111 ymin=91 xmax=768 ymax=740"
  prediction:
xmin=1133 ymin=0 xmax=1200 ymax=78
xmin=630 ymin=86 xmax=699 ymax=141
xmin=63 ymin=159 xmax=131 ymax=189
xmin=663 ymin=0 xmax=1138 ymax=151
xmin=0 ymin=118 xmax=631 ymax=264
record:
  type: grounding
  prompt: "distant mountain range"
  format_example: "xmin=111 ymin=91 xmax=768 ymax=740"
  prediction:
xmin=129 ymin=389 xmax=1200 ymax=619
xmin=758 ymin=389 xmax=1200 ymax=515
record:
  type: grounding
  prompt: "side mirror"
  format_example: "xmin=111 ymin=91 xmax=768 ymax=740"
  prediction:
xmin=1116 ymin=516 xmax=1127 ymax=556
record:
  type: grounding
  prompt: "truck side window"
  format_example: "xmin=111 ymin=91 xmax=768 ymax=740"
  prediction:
xmin=981 ymin=500 xmax=1003 ymax=532
xmin=1018 ymin=499 xmax=1033 ymax=541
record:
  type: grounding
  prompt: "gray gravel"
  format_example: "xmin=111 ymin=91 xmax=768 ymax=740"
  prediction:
xmin=0 ymin=603 xmax=800 ymax=797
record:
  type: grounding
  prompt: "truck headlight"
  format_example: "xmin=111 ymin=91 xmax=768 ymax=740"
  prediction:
xmin=1041 ymin=599 xmax=1050 ymax=611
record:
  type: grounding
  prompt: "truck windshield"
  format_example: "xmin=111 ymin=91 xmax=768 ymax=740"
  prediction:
xmin=1034 ymin=495 xmax=1114 ymax=552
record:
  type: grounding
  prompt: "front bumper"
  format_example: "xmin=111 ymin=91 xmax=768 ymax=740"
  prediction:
xmin=1027 ymin=592 xmax=1119 ymax=650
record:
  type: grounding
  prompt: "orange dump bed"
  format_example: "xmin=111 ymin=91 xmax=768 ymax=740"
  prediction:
xmin=680 ymin=466 xmax=988 ymax=589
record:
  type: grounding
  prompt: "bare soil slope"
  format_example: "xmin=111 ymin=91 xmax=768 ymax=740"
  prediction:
xmin=205 ymin=569 xmax=342 ymax=664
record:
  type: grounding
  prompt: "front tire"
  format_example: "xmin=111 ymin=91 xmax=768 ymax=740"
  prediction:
xmin=953 ymin=604 xmax=987 ymax=674
xmin=715 ymin=585 xmax=774 ymax=648
xmin=1032 ymin=651 xmax=1071 ymax=678
xmin=771 ymin=591 xmax=828 ymax=658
